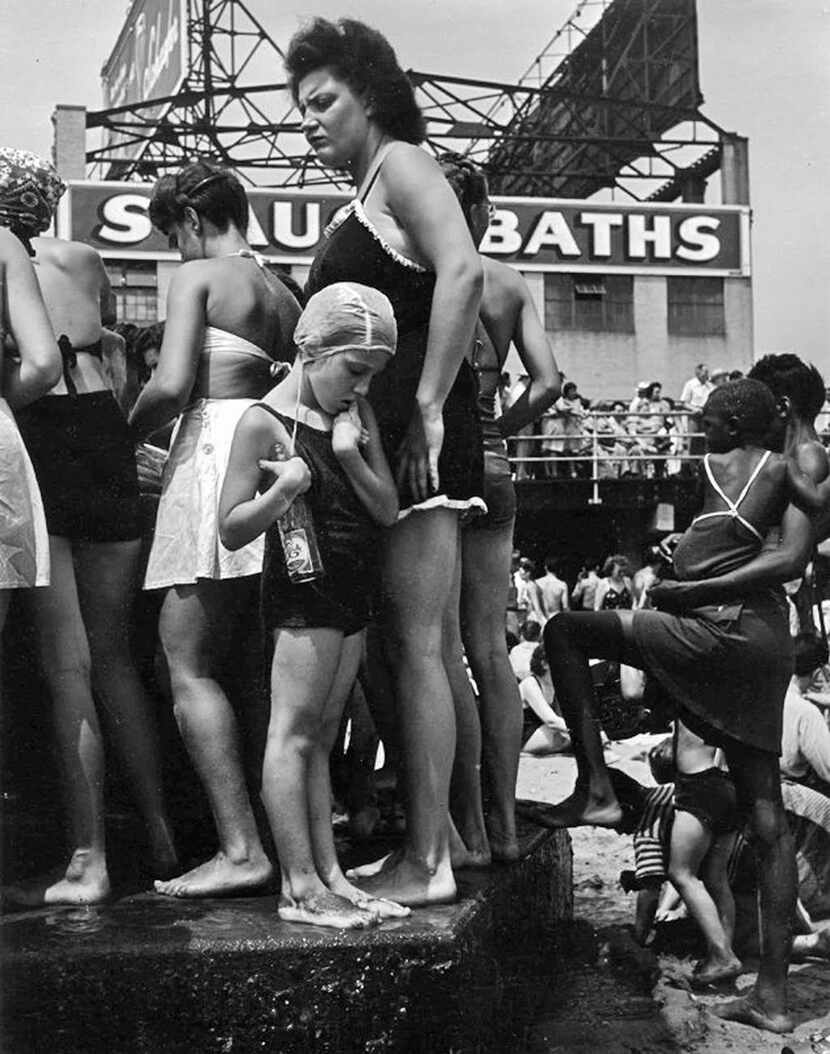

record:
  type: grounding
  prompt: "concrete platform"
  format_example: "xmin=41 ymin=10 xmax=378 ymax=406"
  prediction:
xmin=2 ymin=818 xmax=572 ymax=1054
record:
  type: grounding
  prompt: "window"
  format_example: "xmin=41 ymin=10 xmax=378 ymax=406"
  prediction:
xmin=544 ymin=273 xmax=634 ymax=332
xmin=667 ymin=276 xmax=725 ymax=336
xmin=106 ymin=261 xmax=158 ymax=325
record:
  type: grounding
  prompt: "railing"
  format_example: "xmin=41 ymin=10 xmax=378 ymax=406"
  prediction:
xmin=506 ymin=409 xmax=701 ymax=506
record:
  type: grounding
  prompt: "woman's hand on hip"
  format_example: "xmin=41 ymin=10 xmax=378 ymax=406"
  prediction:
xmin=396 ymin=405 xmax=443 ymax=503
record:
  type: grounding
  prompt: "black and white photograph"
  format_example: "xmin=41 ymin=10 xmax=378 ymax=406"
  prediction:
xmin=1 ymin=1 xmax=829 ymax=1050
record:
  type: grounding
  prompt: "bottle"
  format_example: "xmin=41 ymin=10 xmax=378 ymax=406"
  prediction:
xmin=271 ymin=442 xmax=324 ymax=583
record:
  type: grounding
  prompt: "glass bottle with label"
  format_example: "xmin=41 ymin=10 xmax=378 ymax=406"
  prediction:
xmin=271 ymin=442 xmax=324 ymax=583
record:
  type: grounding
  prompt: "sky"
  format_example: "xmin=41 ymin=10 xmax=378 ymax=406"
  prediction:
xmin=1 ymin=0 xmax=829 ymax=376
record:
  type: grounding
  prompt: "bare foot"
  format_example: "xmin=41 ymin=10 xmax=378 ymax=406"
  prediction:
xmin=448 ymin=823 xmax=492 ymax=870
xmin=346 ymin=849 xmax=402 ymax=880
xmin=354 ymin=854 xmax=456 ymax=908
xmin=691 ymin=955 xmax=742 ymax=988
xmin=2 ymin=850 xmax=110 ymax=908
xmin=792 ymin=925 xmax=830 ymax=962
xmin=278 ymin=890 xmax=379 ymax=930
xmin=714 ymin=995 xmax=793 ymax=1034
xmin=518 ymin=793 xmax=623 ymax=830
xmin=153 ymin=850 xmax=273 ymax=898
xmin=485 ymin=814 xmax=520 ymax=863
xmin=327 ymin=874 xmax=411 ymax=920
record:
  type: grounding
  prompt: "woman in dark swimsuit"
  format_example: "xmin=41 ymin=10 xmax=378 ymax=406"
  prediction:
xmin=286 ymin=18 xmax=485 ymax=906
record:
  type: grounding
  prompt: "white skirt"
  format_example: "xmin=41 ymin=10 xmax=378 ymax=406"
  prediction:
xmin=0 ymin=397 xmax=49 ymax=589
xmin=144 ymin=398 xmax=263 ymax=590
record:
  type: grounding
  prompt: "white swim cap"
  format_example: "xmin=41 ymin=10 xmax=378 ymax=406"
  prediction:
xmin=294 ymin=282 xmax=397 ymax=364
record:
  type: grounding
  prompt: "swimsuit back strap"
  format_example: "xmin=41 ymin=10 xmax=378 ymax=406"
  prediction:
xmin=695 ymin=449 xmax=772 ymax=541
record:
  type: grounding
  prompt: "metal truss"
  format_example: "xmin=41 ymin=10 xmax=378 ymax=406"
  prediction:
xmin=86 ymin=0 xmax=728 ymax=202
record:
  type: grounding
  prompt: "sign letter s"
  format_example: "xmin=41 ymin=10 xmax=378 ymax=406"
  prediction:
xmin=97 ymin=194 xmax=153 ymax=245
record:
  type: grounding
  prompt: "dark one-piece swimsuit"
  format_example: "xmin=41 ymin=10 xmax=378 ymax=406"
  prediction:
xmin=255 ymin=404 xmax=379 ymax=636
xmin=305 ymin=160 xmax=485 ymax=516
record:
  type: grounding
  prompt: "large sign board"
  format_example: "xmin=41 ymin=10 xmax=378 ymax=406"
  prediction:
xmin=58 ymin=182 xmax=751 ymax=277
xmin=100 ymin=0 xmax=188 ymax=161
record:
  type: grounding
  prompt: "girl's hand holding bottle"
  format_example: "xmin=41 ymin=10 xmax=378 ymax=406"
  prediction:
xmin=258 ymin=452 xmax=312 ymax=498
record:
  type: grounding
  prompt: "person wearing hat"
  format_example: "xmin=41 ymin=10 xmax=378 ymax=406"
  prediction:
xmin=219 ymin=281 xmax=406 ymax=929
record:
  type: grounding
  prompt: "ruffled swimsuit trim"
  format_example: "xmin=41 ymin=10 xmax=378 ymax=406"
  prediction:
xmin=336 ymin=201 xmax=428 ymax=274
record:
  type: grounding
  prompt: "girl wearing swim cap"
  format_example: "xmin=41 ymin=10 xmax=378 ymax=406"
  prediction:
xmin=219 ymin=282 xmax=405 ymax=929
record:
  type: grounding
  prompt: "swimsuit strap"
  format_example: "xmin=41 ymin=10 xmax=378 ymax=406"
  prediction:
xmin=357 ymin=141 xmax=398 ymax=205
xmin=692 ymin=449 xmax=772 ymax=542
xmin=55 ymin=333 xmax=103 ymax=398
xmin=226 ymin=248 xmax=268 ymax=268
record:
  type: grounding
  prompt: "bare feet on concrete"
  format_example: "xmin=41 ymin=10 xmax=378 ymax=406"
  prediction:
xmin=277 ymin=890 xmax=379 ymax=930
xmin=153 ymin=850 xmax=273 ymax=898
xmin=353 ymin=853 xmax=457 ymax=908
xmin=2 ymin=849 xmax=110 ymax=908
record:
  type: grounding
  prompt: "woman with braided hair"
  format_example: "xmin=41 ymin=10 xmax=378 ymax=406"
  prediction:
xmin=130 ymin=160 xmax=301 ymax=897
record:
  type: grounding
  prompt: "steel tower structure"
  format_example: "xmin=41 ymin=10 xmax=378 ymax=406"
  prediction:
xmin=88 ymin=0 xmax=727 ymax=202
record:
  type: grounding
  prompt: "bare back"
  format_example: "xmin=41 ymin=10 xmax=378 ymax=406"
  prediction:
xmin=30 ymin=236 xmax=109 ymax=396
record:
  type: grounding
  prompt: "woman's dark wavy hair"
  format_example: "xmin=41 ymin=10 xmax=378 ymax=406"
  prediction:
xmin=285 ymin=18 xmax=426 ymax=145
xmin=149 ymin=160 xmax=249 ymax=234
xmin=748 ymin=353 xmax=826 ymax=423
xmin=529 ymin=644 xmax=548 ymax=678
xmin=438 ymin=152 xmax=488 ymax=222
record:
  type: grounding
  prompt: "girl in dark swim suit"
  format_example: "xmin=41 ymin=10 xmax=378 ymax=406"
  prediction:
xmin=286 ymin=18 xmax=485 ymax=908
xmin=541 ymin=379 xmax=815 ymax=1035
xmin=219 ymin=282 xmax=405 ymax=930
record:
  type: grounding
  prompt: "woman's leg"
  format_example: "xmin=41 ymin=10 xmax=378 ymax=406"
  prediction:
xmin=715 ymin=747 xmax=796 ymax=1033
xmin=461 ymin=519 xmax=523 ymax=860
xmin=154 ymin=577 xmax=271 ymax=897
xmin=354 ymin=508 xmax=460 ymax=906
xmin=667 ymin=811 xmax=740 ymax=977
xmin=73 ymin=539 xmax=177 ymax=876
xmin=702 ymin=831 xmax=739 ymax=950
xmin=444 ymin=541 xmax=490 ymax=867
xmin=541 ymin=610 xmax=645 ymax=827
xmin=6 ymin=537 xmax=110 ymax=905
xmin=264 ymin=627 xmax=375 ymax=929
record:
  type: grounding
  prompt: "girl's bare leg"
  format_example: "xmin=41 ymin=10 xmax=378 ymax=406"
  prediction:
xmin=4 ymin=537 xmax=109 ymax=905
xmin=74 ymin=539 xmax=177 ymax=876
xmin=444 ymin=543 xmax=490 ymax=868
xmin=461 ymin=519 xmax=522 ymax=860
xmin=702 ymin=832 xmax=738 ymax=950
xmin=154 ymin=579 xmax=271 ymax=897
xmin=715 ymin=751 xmax=796 ymax=1034
xmin=305 ymin=632 xmax=410 ymax=920
xmin=264 ymin=627 xmax=375 ymax=929
xmin=668 ymin=811 xmax=740 ymax=981
xmin=354 ymin=509 xmax=460 ymax=906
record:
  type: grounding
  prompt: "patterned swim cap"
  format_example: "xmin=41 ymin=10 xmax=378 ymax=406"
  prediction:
xmin=294 ymin=282 xmax=397 ymax=364
xmin=0 ymin=148 xmax=66 ymax=252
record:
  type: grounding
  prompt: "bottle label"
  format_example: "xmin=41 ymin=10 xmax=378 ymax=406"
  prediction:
xmin=282 ymin=527 xmax=315 ymax=578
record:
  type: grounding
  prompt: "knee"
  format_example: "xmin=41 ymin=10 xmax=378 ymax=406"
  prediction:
xmin=44 ymin=646 xmax=93 ymax=687
xmin=749 ymin=800 xmax=790 ymax=851
xmin=543 ymin=612 xmax=573 ymax=659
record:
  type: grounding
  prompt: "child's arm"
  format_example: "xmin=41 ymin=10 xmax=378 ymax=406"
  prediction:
xmin=332 ymin=397 xmax=398 ymax=527
xmin=649 ymin=499 xmax=814 ymax=611
xmin=521 ymin=678 xmax=568 ymax=731
xmin=218 ymin=408 xmax=311 ymax=550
